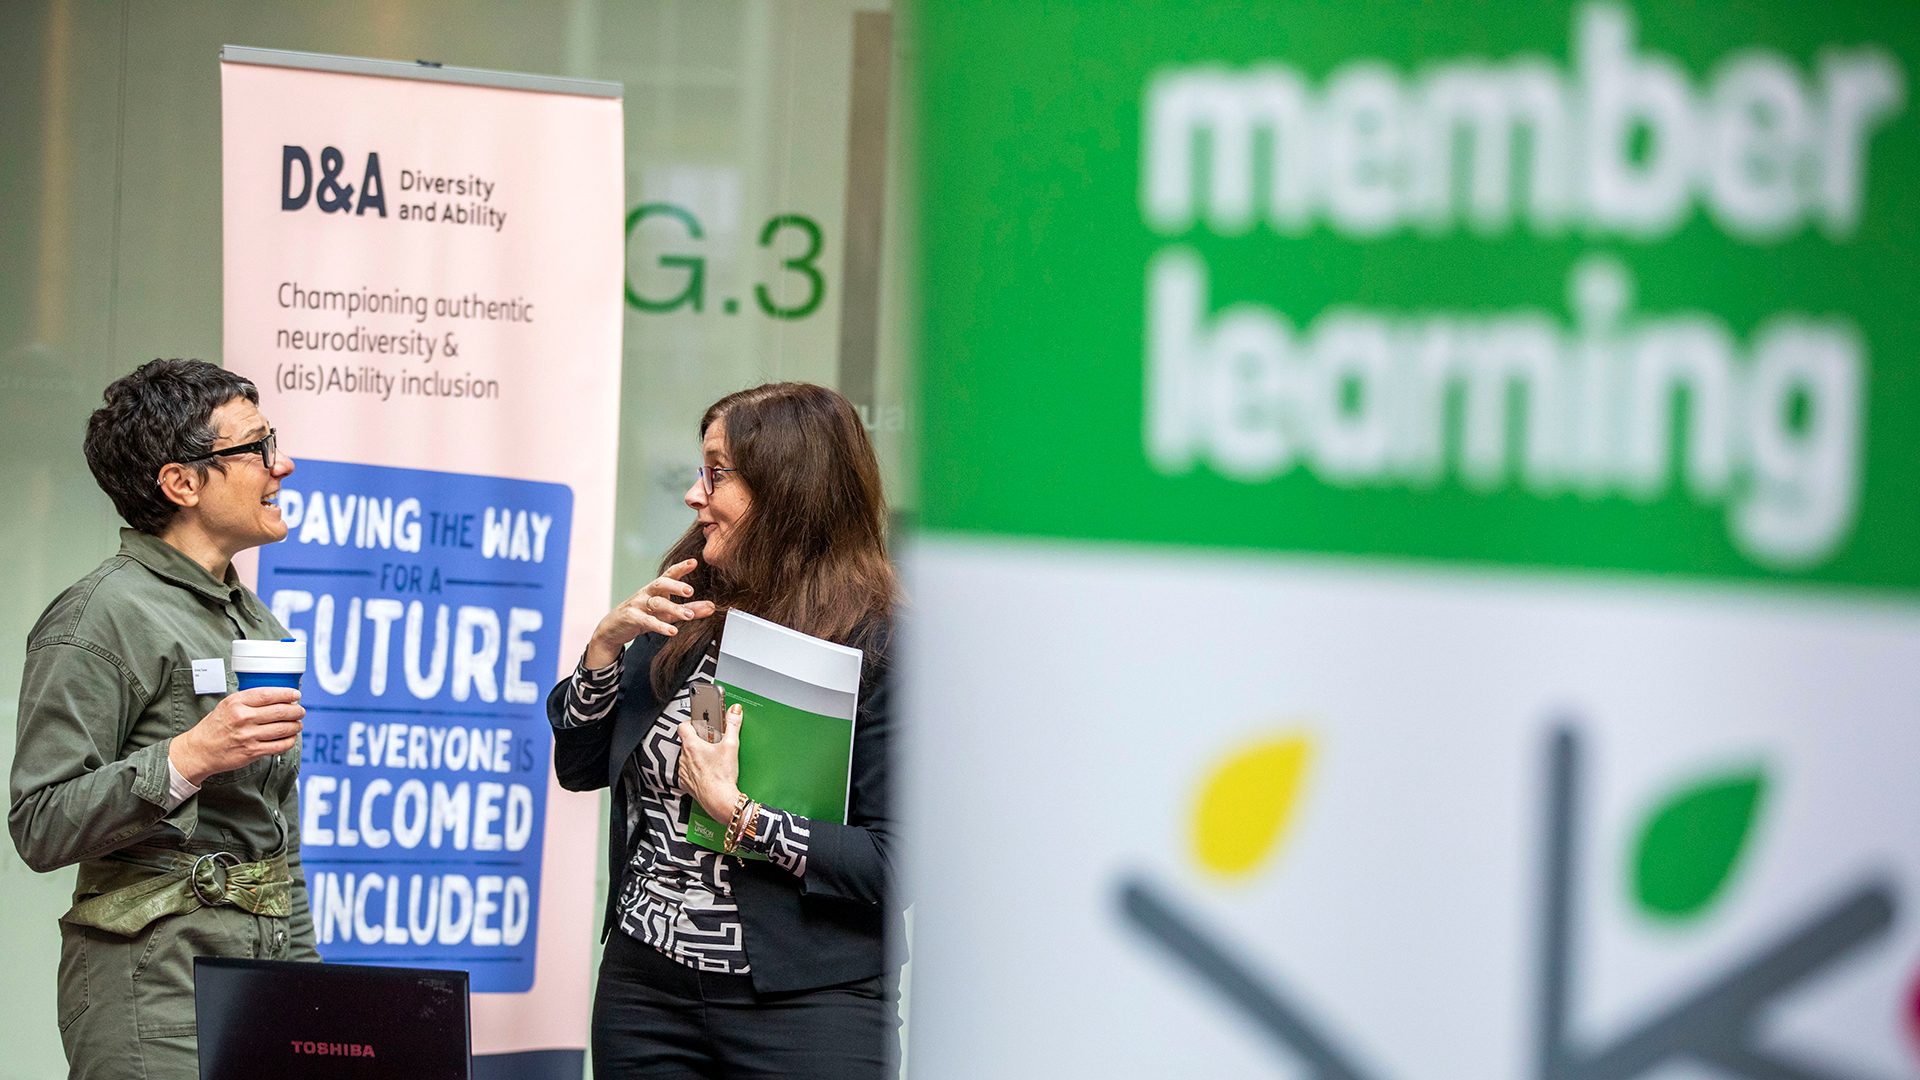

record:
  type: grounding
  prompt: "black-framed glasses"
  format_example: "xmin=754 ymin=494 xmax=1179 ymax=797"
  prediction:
xmin=181 ymin=429 xmax=277 ymax=471
xmin=694 ymin=465 xmax=736 ymax=496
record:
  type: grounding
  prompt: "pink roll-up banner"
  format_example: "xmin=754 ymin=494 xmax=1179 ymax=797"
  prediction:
xmin=221 ymin=49 xmax=623 ymax=1075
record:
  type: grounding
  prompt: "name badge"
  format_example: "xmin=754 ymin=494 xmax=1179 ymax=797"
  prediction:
xmin=191 ymin=658 xmax=227 ymax=695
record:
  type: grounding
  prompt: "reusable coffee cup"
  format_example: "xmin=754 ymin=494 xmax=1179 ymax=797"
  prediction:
xmin=232 ymin=638 xmax=305 ymax=691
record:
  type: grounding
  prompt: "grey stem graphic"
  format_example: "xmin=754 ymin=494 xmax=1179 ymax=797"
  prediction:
xmin=1537 ymin=725 xmax=1899 ymax=1080
xmin=1694 ymin=1041 xmax=1882 ymax=1080
xmin=1119 ymin=877 xmax=1385 ymax=1080
xmin=1115 ymin=722 xmax=1899 ymax=1080
xmin=1571 ymin=884 xmax=1895 ymax=1080
xmin=1537 ymin=725 xmax=1584 ymax=1080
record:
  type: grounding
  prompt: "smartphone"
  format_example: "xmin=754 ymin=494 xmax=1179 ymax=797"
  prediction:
xmin=688 ymin=683 xmax=726 ymax=743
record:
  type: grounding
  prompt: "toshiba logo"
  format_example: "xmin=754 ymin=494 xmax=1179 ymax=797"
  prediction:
xmin=289 ymin=1040 xmax=376 ymax=1058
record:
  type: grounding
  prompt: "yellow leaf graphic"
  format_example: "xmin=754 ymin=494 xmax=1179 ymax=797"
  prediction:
xmin=1191 ymin=734 xmax=1315 ymax=879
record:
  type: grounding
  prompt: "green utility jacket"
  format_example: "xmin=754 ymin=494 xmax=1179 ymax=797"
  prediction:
xmin=9 ymin=529 xmax=317 ymax=1079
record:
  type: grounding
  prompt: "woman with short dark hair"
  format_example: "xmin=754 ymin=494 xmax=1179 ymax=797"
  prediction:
xmin=548 ymin=382 xmax=903 ymax=1078
xmin=13 ymin=358 xmax=315 ymax=1080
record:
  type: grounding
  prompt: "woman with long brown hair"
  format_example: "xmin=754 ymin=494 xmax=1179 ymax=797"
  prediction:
xmin=548 ymin=382 xmax=903 ymax=1078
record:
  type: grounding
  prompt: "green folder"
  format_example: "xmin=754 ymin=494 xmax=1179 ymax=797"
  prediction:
xmin=685 ymin=610 xmax=863 ymax=857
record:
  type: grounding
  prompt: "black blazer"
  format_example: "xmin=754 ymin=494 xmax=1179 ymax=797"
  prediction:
xmin=547 ymin=620 xmax=905 ymax=994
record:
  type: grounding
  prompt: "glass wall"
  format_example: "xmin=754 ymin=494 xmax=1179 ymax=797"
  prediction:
xmin=0 ymin=3 xmax=909 ymax=1076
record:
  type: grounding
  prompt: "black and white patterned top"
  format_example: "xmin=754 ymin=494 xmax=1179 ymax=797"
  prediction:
xmin=559 ymin=646 xmax=811 ymax=973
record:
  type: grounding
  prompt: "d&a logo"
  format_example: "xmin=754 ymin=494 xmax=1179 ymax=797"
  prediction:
xmin=1118 ymin=723 xmax=1909 ymax=1079
xmin=281 ymin=145 xmax=387 ymax=217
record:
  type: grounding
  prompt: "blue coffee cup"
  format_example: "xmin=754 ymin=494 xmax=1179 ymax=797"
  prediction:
xmin=233 ymin=638 xmax=305 ymax=691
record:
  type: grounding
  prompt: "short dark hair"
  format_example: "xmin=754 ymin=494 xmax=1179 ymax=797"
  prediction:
xmin=84 ymin=358 xmax=259 ymax=534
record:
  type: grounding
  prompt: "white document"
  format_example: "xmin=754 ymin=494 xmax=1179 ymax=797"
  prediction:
xmin=716 ymin=610 xmax=866 ymax=712
xmin=691 ymin=610 xmax=866 ymax=838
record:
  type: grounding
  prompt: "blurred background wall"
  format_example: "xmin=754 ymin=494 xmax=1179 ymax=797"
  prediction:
xmin=0 ymin=3 xmax=910 ymax=1076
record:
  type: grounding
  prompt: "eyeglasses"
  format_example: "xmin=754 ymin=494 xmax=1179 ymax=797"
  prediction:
xmin=181 ymin=429 xmax=277 ymax=471
xmin=694 ymin=465 xmax=736 ymax=496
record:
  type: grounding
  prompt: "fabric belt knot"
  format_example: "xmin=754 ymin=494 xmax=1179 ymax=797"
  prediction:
xmin=61 ymin=845 xmax=292 ymax=937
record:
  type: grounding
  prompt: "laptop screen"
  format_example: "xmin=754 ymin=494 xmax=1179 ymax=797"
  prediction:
xmin=195 ymin=957 xmax=470 ymax=1080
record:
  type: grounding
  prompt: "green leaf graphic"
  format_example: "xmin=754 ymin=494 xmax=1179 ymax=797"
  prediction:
xmin=1632 ymin=769 xmax=1768 ymax=921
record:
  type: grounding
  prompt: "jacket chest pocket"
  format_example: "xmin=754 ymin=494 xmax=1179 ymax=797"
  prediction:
xmin=167 ymin=668 xmax=268 ymax=787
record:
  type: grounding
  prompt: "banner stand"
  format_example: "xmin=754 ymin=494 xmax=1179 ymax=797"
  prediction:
xmin=222 ymin=46 xmax=625 ymax=1078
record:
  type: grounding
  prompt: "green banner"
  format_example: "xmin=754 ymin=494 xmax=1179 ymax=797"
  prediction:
xmin=919 ymin=1 xmax=1920 ymax=593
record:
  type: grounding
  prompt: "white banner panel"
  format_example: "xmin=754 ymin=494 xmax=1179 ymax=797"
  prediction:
xmin=221 ymin=53 xmax=622 ymax=1068
xmin=904 ymin=540 xmax=1920 ymax=1079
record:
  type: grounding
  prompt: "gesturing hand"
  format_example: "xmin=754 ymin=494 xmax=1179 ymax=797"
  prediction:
xmin=169 ymin=686 xmax=305 ymax=785
xmin=585 ymin=558 xmax=717 ymax=668
xmin=677 ymin=703 xmax=744 ymax=823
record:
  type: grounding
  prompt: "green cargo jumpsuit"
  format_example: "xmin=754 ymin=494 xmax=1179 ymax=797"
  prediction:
xmin=9 ymin=529 xmax=318 ymax=1080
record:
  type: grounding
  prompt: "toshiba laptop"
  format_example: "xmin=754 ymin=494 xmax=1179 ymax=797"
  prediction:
xmin=195 ymin=957 xmax=470 ymax=1079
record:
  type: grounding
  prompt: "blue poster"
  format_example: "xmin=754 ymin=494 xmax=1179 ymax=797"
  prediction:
xmin=258 ymin=459 xmax=572 ymax=993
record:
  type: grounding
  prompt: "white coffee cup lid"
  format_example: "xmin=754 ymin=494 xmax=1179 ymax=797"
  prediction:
xmin=233 ymin=638 xmax=306 ymax=672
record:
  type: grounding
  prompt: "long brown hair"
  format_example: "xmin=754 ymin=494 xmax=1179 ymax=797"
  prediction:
xmin=650 ymin=382 xmax=897 ymax=697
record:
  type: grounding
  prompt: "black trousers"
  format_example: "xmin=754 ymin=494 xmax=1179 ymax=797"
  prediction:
xmin=591 ymin=929 xmax=902 ymax=1079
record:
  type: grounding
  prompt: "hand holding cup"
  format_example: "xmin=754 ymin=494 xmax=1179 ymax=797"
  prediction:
xmin=167 ymin=637 xmax=308 ymax=785
xmin=170 ymin=686 xmax=304 ymax=785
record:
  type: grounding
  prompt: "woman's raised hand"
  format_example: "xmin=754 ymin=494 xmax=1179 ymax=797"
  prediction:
xmin=584 ymin=558 xmax=716 ymax=668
